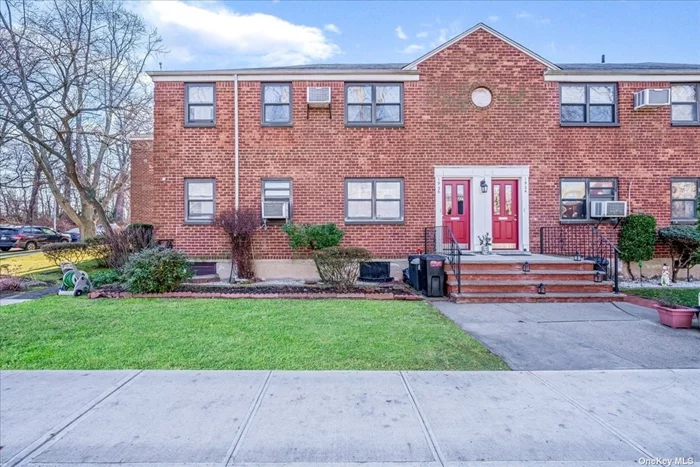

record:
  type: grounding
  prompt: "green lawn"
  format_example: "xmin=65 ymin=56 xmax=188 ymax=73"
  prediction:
xmin=624 ymin=288 xmax=700 ymax=307
xmin=0 ymin=297 xmax=507 ymax=371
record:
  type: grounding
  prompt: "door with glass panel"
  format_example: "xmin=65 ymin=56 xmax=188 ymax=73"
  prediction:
xmin=442 ymin=180 xmax=470 ymax=248
xmin=491 ymin=180 xmax=518 ymax=250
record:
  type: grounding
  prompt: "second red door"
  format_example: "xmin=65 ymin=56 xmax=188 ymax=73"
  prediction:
xmin=492 ymin=179 xmax=519 ymax=250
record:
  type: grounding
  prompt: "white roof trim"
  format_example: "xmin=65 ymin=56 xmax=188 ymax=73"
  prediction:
xmin=129 ymin=135 xmax=153 ymax=141
xmin=403 ymin=23 xmax=560 ymax=71
xmin=545 ymin=74 xmax=700 ymax=82
xmin=150 ymin=73 xmax=419 ymax=82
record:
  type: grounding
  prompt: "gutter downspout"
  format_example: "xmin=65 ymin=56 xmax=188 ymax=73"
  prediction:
xmin=234 ymin=74 xmax=240 ymax=211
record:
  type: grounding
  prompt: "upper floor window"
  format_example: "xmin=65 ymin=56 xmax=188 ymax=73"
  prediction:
xmin=345 ymin=83 xmax=403 ymax=126
xmin=345 ymin=178 xmax=404 ymax=223
xmin=671 ymin=84 xmax=700 ymax=124
xmin=671 ymin=179 xmax=699 ymax=221
xmin=560 ymin=178 xmax=617 ymax=221
xmin=185 ymin=83 xmax=215 ymax=126
xmin=262 ymin=83 xmax=292 ymax=125
xmin=560 ymin=84 xmax=617 ymax=126
xmin=185 ymin=179 xmax=215 ymax=223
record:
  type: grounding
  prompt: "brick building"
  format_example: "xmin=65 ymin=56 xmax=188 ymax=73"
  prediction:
xmin=131 ymin=23 xmax=700 ymax=279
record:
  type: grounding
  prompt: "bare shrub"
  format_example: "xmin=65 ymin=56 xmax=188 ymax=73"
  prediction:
xmin=313 ymin=247 xmax=372 ymax=287
xmin=103 ymin=226 xmax=155 ymax=271
xmin=215 ymin=210 xmax=260 ymax=280
xmin=42 ymin=242 xmax=90 ymax=267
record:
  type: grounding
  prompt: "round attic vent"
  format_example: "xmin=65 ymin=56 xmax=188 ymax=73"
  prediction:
xmin=471 ymin=87 xmax=492 ymax=108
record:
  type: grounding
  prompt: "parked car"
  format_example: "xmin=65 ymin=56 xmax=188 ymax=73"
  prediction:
xmin=65 ymin=227 xmax=81 ymax=242
xmin=0 ymin=226 xmax=71 ymax=251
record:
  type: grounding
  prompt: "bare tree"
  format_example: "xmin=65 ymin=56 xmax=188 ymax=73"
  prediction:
xmin=0 ymin=0 xmax=162 ymax=236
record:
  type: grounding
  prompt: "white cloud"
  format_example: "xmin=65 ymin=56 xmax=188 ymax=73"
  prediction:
xmin=324 ymin=23 xmax=341 ymax=34
xmin=516 ymin=10 xmax=551 ymax=26
xmin=395 ymin=26 xmax=408 ymax=40
xmin=416 ymin=31 xmax=428 ymax=38
xmin=487 ymin=15 xmax=500 ymax=22
xmin=400 ymin=44 xmax=424 ymax=55
xmin=516 ymin=11 xmax=533 ymax=19
xmin=138 ymin=0 xmax=340 ymax=66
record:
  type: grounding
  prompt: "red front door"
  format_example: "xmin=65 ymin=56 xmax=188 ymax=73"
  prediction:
xmin=492 ymin=179 xmax=519 ymax=250
xmin=442 ymin=180 xmax=470 ymax=247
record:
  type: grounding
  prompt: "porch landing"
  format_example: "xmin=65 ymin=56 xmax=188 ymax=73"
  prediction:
xmin=447 ymin=254 xmax=623 ymax=303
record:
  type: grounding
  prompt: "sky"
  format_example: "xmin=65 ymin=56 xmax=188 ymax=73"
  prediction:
xmin=128 ymin=1 xmax=700 ymax=71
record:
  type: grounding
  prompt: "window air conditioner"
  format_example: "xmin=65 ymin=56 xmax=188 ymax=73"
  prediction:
xmin=591 ymin=201 xmax=628 ymax=218
xmin=633 ymin=89 xmax=670 ymax=110
xmin=262 ymin=200 xmax=289 ymax=219
xmin=307 ymin=87 xmax=331 ymax=107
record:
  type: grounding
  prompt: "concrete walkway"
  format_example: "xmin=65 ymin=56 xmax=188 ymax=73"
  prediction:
xmin=434 ymin=301 xmax=700 ymax=370
xmin=2 ymin=369 xmax=699 ymax=466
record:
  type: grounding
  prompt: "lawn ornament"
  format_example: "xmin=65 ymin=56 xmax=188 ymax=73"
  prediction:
xmin=57 ymin=262 xmax=92 ymax=296
xmin=660 ymin=263 xmax=671 ymax=287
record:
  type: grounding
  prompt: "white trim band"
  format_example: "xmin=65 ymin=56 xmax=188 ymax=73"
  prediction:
xmin=545 ymin=73 xmax=700 ymax=82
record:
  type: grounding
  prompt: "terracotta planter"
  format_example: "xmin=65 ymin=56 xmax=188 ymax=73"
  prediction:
xmin=656 ymin=305 xmax=696 ymax=329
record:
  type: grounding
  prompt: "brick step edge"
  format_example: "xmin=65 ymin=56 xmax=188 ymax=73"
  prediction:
xmin=450 ymin=292 xmax=626 ymax=303
xmin=88 ymin=291 xmax=423 ymax=301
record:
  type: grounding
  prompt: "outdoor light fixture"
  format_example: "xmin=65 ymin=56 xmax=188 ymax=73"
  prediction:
xmin=522 ymin=261 xmax=530 ymax=273
xmin=574 ymin=251 xmax=582 ymax=262
xmin=594 ymin=271 xmax=603 ymax=283
xmin=538 ymin=283 xmax=546 ymax=295
xmin=480 ymin=179 xmax=488 ymax=193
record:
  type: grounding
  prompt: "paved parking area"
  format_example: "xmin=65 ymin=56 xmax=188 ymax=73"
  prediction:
xmin=433 ymin=301 xmax=700 ymax=370
xmin=2 ymin=369 xmax=699 ymax=467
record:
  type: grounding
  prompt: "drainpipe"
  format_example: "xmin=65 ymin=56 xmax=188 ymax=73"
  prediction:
xmin=234 ymin=74 xmax=240 ymax=211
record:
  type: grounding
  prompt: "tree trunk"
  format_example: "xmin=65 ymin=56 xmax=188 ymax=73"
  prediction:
xmin=625 ymin=261 xmax=636 ymax=280
xmin=24 ymin=162 xmax=41 ymax=224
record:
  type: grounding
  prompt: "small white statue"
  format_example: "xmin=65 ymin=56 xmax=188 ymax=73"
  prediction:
xmin=660 ymin=263 xmax=671 ymax=287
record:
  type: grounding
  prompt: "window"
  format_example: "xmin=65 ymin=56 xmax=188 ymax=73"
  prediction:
xmin=560 ymin=84 xmax=617 ymax=125
xmin=345 ymin=83 xmax=403 ymax=126
xmin=671 ymin=84 xmax=700 ymax=124
xmin=345 ymin=178 xmax=404 ymax=223
xmin=185 ymin=179 xmax=215 ymax=223
xmin=262 ymin=179 xmax=292 ymax=220
xmin=262 ymin=83 xmax=292 ymax=125
xmin=671 ymin=179 xmax=699 ymax=221
xmin=185 ymin=83 xmax=215 ymax=126
xmin=560 ymin=178 xmax=617 ymax=221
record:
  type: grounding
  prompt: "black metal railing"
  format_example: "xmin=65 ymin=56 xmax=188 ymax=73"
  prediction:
xmin=540 ymin=225 xmax=620 ymax=293
xmin=424 ymin=226 xmax=462 ymax=294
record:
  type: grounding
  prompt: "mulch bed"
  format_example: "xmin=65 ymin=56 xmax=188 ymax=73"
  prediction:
xmin=89 ymin=283 xmax=422 ymax=301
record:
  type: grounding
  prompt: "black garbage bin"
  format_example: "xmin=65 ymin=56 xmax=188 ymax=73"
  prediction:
xmin=420 ymin=254 xmax=446 ymax=297
xmin=407 ymin=254 xmax=421 ymax=290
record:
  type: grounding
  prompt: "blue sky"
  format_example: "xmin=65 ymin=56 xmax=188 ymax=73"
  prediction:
xmin=131 ymin=1 xmax=700 ymax=71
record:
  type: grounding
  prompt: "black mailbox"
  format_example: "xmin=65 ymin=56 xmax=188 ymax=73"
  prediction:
xmin=420 ymin=254 xmax=446 ymax=297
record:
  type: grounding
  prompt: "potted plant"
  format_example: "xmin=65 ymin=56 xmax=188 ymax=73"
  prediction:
xmin=478 ymin=233 xmax=493 ymax=255
xmin=655 ymin=300 xmax=697 ymax=329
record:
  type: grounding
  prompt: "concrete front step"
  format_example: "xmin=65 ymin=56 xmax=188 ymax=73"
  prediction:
xmin=449 ymin=261 xmax=596 ymax=271
xmin=450 ymin=292 xmax=625 ymax=303
xmin=447 ymin=280 xmax=614 ymax=294
xmin=446 ymin=270 xmax=601 ymax=282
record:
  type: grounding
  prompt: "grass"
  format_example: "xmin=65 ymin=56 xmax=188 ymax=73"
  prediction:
xmin=624 ymin=287 xmax=700 ymax=307
xmin=0 ymin=297 xmax=507 ymax=371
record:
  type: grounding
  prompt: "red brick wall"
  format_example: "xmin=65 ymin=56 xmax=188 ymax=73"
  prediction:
xmin=140 ymin=29 xmax=699 ymax=260
xmin=130 ymin=139 xmax=155 ymax=225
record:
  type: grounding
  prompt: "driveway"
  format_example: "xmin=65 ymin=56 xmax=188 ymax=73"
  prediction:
xmin=2 ymin=369 xmax=699 ymax=466
xmin=433 ymin=301 xmax=700 ymax=370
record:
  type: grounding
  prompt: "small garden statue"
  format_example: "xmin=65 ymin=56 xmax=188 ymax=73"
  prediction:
xmin=660 ymin=263 xmax=671 ymax=287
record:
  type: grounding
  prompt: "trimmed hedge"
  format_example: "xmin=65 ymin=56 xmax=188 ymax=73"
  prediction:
xmin=313 ymin=246 xmax=372 ymax=287
xmin=42 ymin=242 xmax=90 ymax=266
xmin=658 ymin=226 xmax=700 ymax=282
xmin=618 ymin=214 xmax=657 ymax=279
xmin=282 ymin=223 xmax=344 ymax=251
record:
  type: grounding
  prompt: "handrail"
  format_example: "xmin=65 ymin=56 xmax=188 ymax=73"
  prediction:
xmin=424 ymin=225 xmax=462 ymax=294
xmin=540 ymin=225 xmax=620 ymax=294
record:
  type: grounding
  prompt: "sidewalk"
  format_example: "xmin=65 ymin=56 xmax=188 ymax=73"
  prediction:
xmin=1 ymin=370 xmax=698 ymax=466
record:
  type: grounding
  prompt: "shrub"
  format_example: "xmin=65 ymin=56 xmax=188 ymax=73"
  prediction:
xmin=0 ymin=276 xmax=25 ymax=292
xmin=104 ymin=226 xmax=155 ymax=271
xmin=90 ymin=269 xmax=122 ymax=288
xmin=658 ymin=226 xmax=700 ymax=282
xmin=618 ymin=214 xmax=657 ymax=279
xmin=282 ymin=223 xmax=344 ymax=251
xmin=123 ymin=247 xmax=193 ymax=294
xmin=42 ymin=242 xmax=90 ymax=266
xmin=313 ymin=246 xmax=372 ymax=287
xmin=84 ymin=236 xmax=110 ymax=267
xmin=215 ymin=209 xmax=260 ymax=280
